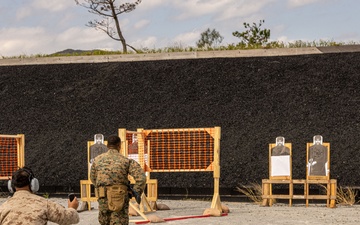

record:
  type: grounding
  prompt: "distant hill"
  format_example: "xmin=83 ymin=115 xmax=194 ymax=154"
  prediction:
xmin=50 ymin=49 xmax=103 ymax=55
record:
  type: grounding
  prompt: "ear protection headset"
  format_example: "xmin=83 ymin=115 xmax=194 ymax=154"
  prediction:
xmin=8 ymin=167 xmax=40 ymax=193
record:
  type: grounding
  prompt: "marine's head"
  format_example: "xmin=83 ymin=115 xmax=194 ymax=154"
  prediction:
xmin=107 ymin=135 xmax=121 ymax=150
xmin=10 ymin=166 xmax=39 ymax=193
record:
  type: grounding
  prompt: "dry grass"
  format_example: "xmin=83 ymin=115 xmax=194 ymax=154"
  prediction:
xmin=318 ymin=184 xmax=359 ymax=206
xmin=236 ymin=183 xmax=268 ymax=204
xmin=336 ymin=186 xmax=359 ymax=206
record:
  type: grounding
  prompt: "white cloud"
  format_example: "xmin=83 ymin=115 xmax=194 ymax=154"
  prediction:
xmin=217 ymin=0 xmax=276 ymax=21
xmin=130 ymin=36 xmax=158 ymax=49
xmin=53 ymin=27 xmax=129 ymax=52
xmin=16 ymin=6 xmax=32 ymax=20
xmin=120 ymin=18 xmax=131 ymax=30
xmin=139 ymin=0 xmax=167 ymax=8
xmin=0 ymin=25 xmax=118 ymax=57
xmin=171 ymin=0 xmax=233 ymax=20
xmin=167 ymin=0 xmax=275 ymax=22
xmin=56 ymin=27 xmax=107 ymax=45
xmin=14 ymin=0 xmax=75 ymax=21
xmin=333 ymin=32 xmax=360 ymax=43
xmin=0 ymin=27 xmax=49 ymax=56
xmin=31 ymin=0 xmax=74 ymax=12
xmin=287 ymin=0 xmax=323 ymax=8
xmin=276 ymin=35 xmax=291 ymax=43
xmin=271 ymin=24 xmax=286 ymax=38
xmin=134 ymin=19 xmax=150 ymax=29
xmin=173 ymin=30 xmax=201 ymax=47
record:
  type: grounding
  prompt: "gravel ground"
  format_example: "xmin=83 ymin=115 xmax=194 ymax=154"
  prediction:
xmin=1 ymin=197 xmax=360 ymax=224
xmin=45 ymin=199 xmax=360 ymax=224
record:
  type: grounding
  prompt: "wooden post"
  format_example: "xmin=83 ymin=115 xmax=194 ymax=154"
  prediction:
xmin=261 ymin=180 xmax=270 ymax=206
xmin=289 ymin=180 xmax=293 ymax=206
xmin=330 ymin=179 xmax=337 ymax=208
xmin=211 ymin=126 xmax=222 ymax=211
xmin=118 ymin=128 xmax=127 ymax=156
xmin=17 ymin=134 xmax=25 ymax=167
xmin=87 ymin=141 xmax=91 ymax=180
xmin=137 ymin=128 xmax=145 ymax=170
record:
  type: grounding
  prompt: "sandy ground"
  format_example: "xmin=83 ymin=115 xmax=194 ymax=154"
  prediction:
xmin=2 ymin=197 xmax=359 ymax=225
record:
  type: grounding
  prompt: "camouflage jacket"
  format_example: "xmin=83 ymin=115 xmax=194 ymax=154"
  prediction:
xmin=0 ymin=190 xmax=79 ymax=225
xmin=90 ymin=148 xmax=146 ymax=194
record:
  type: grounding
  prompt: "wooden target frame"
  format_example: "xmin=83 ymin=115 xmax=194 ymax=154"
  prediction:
xmin=269 ymin=143 xmax=293 ymax=205
xmin=119 ymin=127 xmax=222 ymax=212
xmin=269 ymin=143 xmax=292 ymax=180
xmin=306 ymin=142 xmax=336 ymax=207
xmin=262 ymin=141 xmax=336 ymax=208
xmin=306 ymin=142 xmax=330 ymax=180
xmin=0 ymin=134 xmax=25 ymax=180
xmin=262 ymin=143 xmax=294 ymax=206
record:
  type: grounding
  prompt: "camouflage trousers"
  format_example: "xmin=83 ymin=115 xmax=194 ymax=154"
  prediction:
xmin=98 ymin=197 xmax=129 ymax=225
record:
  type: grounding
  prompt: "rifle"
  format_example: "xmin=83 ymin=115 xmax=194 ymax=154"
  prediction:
xmin=128 ymin=182 xmax=141 ymax=204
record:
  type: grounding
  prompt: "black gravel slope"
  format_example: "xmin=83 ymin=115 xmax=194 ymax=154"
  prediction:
xmin=0 ymin=52 xmax=359 ymax=195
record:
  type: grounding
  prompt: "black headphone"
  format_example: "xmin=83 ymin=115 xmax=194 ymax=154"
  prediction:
xmin=8 ymin=167 xmax=39 ymax=193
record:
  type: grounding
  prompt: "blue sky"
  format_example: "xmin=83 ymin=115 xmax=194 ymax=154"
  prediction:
xmin=0 ymin=0 xmax=359 ymax=57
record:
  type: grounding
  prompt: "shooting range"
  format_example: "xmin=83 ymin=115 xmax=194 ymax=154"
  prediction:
xmin=1 ymin=47 xmax=360 ymax=224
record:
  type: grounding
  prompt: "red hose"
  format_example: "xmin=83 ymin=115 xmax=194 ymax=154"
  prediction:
xmin=135 ymin=213 xmax=228 ymax=224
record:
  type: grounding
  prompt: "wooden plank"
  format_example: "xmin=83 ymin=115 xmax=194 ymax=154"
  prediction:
xmin=293 ymin=179 xmax=306 ymax=184
xmin=270 ymin=176 xmax=291 ymax=180
xmin=262 ymin=179 xmax=291 ymax=184
xmin=263 ymin=195 xmax=292 ymax=199
xmin=0 ymin=134 xmax=23 ymax=138
xmin=306 ymin=180 xmax=331 ymax=184
xmin=292 ymin=195 xmax=306 ymax=199
xmin=306 ymin=196 xmax=329 ymax=200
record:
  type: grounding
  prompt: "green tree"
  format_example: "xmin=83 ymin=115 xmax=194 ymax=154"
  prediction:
xmin=196 ymin=28 xmax=224 ymax=49
xmin=232 ymin=20 xmax=270 ymax=48
xmin=75 ymin=0 xmax=142 ymax=53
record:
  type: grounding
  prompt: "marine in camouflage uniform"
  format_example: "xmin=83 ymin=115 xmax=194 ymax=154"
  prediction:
xmin=0 ymin=167 xmax=79 ymax=225
xmin=90 ymin=135 xmax=146 ymax=225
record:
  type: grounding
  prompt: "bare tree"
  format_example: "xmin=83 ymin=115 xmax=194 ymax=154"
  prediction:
xmin=75 ymin=0 xmax=142 ymax=53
